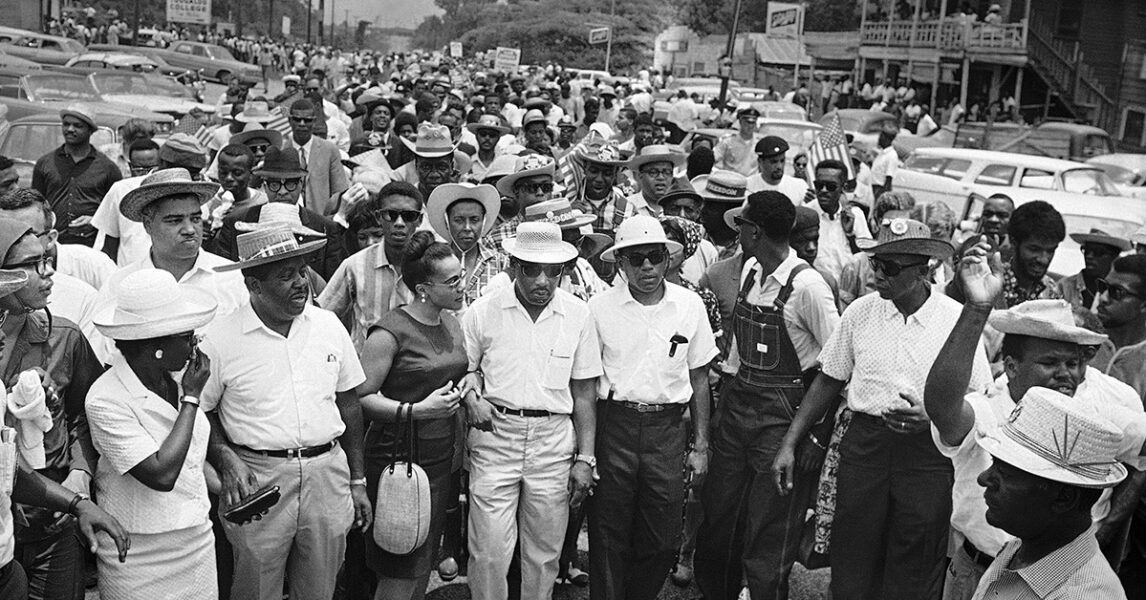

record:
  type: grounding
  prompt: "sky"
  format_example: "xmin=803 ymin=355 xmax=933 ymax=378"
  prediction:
xmin=333 ymin=0 xmax=443 ymax=29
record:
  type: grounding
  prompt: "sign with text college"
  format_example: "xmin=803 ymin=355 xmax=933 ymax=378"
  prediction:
xmin=167 ymin=0 xmax=210 ymax=24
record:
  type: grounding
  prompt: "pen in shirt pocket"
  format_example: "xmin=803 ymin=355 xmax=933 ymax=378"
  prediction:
xmin=669 ymin=334 xmax=688 ymax=357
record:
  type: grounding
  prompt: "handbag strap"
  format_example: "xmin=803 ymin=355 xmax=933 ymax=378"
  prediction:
xmin=404 ymin=402 xmax=417 ymax=478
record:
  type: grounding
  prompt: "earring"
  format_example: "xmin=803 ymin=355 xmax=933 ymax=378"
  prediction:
xmin=154 ymin=349 xmax=164 ymax=360
xmin=419 ymin=294 xmax=428 ymax=302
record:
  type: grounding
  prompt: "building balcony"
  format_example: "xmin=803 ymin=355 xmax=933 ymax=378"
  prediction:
xmin=860 ymin=20 xmax=1027 ymax=55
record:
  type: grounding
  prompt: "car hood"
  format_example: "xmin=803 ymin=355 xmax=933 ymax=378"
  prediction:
xmin=34 ymin=99 xmax=171 ymax=123
xmin=102 ymin=93 xmax=213 ymax=116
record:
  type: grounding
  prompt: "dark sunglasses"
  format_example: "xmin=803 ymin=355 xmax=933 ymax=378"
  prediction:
xmin=517 ymin=262 xmax=564 ymax=278
xmin=1081 ymin=244 xmax=1119 ymax=257
xmin=265 ymin=179 xmax=302 ymax=192
xmin=378 ymin=209 xmax=423 ymax=223
xmin=620 ymin=250 xmax=668 ymax=268
xmin=1096 ymin=279 xmax=1143 ymax=301
xmin=869 ymin=256 xmax=928 ymax=277
xmin=247 ymin=143 xmax=271 ymax=152
xmin=290 ymin=116 xmax=316 ymax=124
xmin=515 ymin=181 xmax=555 ymax=195
xmin=813 ymin=180 xmax=840 ymax=192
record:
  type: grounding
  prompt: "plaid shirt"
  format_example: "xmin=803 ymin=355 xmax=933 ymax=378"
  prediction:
xmin=1001 ymin=262 xmax=1062 ymax=308
xmin=484 ymin=215 xmax=522 ymax=251
xmin=462 ymin=241 xmax=509 ymax=308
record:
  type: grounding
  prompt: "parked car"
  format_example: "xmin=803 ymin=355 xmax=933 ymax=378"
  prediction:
xmin=0 ymin=68 xmax=174 ymax=135
xmin=65 ymin=52 xmax=161 ymax=72
xmin=1086 ymin=153 xmax=1146 ymax=199
xmin=0 ymin=112 xmax=128 ymax=189
xmin=150 ymin=41 xmax=260 ymax=83
xmin=0 ymin=48 xmax=41 ymax=71
xmin=0 ymin=33 xmax=84 ymax=65
xmin=746 ymin=101 xmax=807 ymax=122
xmin=959 ymin=192 xmax=1144 ymax=279
xmin=85 ymin=70 xmax=215 ymax=119
xmin=86 ymin=45 xmax=186 ymax=77
xmin=895 ymin=147 xmax=1134 ymax=215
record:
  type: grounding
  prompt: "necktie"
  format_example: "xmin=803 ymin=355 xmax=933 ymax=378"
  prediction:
xmin=298 ymin=146 xmax=308 ymax=206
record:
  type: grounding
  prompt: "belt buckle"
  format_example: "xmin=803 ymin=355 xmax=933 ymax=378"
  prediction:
xmin=285 ymin=447 xmax=303 ymax=459
xmin=634 ymin=402 xmax=657 ymax=413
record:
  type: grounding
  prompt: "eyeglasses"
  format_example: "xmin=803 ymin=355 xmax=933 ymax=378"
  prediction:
xmin=426 ymin=272 xmax=465 ymax=288
xmin=289 ymin=115 xmax=316 ymax=124
xmin=377 ymin=209 xmax=423 ymax=223
xmin=129 ymin=164 xmax=156 ymax=175
xmin=247 ymin=143 xmax=271 ymax=153
xmin=515 ymin=181 xmax=554 ymax=195
xmin=869 ymin=256 xmax=928 ymax=277
xmin=813 ymin=180 xmax=840 ymax=192
xmin=640 ymin=167 xmax=674 ymax=179
xmin=517 ymin=262 xmax=564 ymax=278
xmin=620 ymin=249 xmax=668 ymax=267
xmin=265 ymin=179 xmax=302 ymax=192
xmin=6 ymin=255 xmax=54 ymax=276
xmin=1096 ymin=279 xmax=1143 ymax=301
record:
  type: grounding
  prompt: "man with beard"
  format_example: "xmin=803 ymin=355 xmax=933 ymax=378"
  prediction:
xmin=318 ymin=181 xmax=418 ymax=351
xmin=626 ymin=145 xmax=686 ymax=218
xmin=460 ymin=221 xmax=601 ymax=600
xmin=1058 ymin=229 xmax=1130 ymax=312
xmin=746 ymin=136 xmax=810 ymax=205
xmin=992 ymin=200 xmax=1065 ymax=308
xmin=201 ymin=225 xmax=372 ymax=600
xmin=924 ymin=244 xmax=1146 ymax=600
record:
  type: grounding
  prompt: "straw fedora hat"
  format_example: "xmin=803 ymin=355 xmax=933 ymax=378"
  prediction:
xmin=466 ymin=114 xmax=510 ymax=136
xmin=987 ymin=299 xmax=1108 ymax=346
xmin=501 ymin=222 xmax=578 ymax=264
xmin=691 ymin=170 xmax=747 ymax=203
xmin=601 ymin=215 xmax=683 ymax=262
xmin=93 ymin=269 xmax=218 ymax=341
xmin=235 ymin=203 xmax=324 ymax=237
xmin=524 ymin=199 xmax=596 ymax=230
xmin=400 ymin=123 xmax=457 ymax=158
xmin=857 ymin=216 xmax=954 ymax=260
xmin=628 ymin=144 xmax=686 ymax=171
xmin=235 ymin=100 xmax=275 ymax=124
xmin=1069 ymin=228 xmax=1132 ymax=252
xmin=580 ymin=142 xmax=627 ymax=167
xmin=426 ymin=183 xmax=501 ymax=242
xmin=120 ymin=168 xmax=219 ymax=223
xmin=215 ymin=225 xmax=327 ymax=272
xmin=496 ymin=154 xmax=557 ymax=197
xmin=978 ymin=386 xmax=1127 ymax=488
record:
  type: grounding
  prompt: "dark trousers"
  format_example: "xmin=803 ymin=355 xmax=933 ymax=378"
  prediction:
xmin=588 ymin=402 xmax=688 ymax=600
xmin=694 ymin=378 xmax=806 ymax=600
xmin=0 ymin=559 xmax=28 ymax=600
xmin=1118 ymin=511 xmax=1146 ymax=596
xmin=830 ymin=413 xmax=953 ymax=600
xmin=14 ymin=516 xmax=84 ymax=600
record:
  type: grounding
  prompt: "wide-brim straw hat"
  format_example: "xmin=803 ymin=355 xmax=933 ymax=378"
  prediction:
xmin=691 ymin=170 xmax=747 ymax=203
xmin=231 ymin=126 xmax=283 ymax=149
xmin=1069 ymin=228 xmax=1132 ymax=252
xmin=977 ymin=386 xmax=1127 ymax=489
xmin=235 ymin=203 xmax=324 ymax=237
xmin=580 ymin=142 xmax=627 ymax=167
xmin=496 ymin=155 xmax=557 ymax=197
xmin=987 ymin=299 xmax=1108 ymax=346
xmin=216 ymin=225 xmax=327 ymax=272
xmin=93 ymin=269 xmax=217 ymax=340
xmin=120 ymin=168 xmax=219 ymax=223
xmin=235 ymin=100 xmax=275 ymax=123
xmin=523 ymin=198 xmax=596 ymax=230
xmin=501 ymin=222 xmax=578 ymax=264
xmin=400 ymin=122 xmax=457 ymax=158
xmin=628 ymin=144 xmax=686 ymax=170
xmin=426 ymin=183 xmax=501 ymax=242
xmin=601 ymin=214 xmax=683 ymax=262
xmin=466 ymin=114 xmax=510 ymax=135
xmin=856 ymin=216 xmax=954 ymax=260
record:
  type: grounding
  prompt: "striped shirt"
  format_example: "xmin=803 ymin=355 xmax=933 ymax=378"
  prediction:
xmin=461 ymin=242 xmax=509 ymax=309
xmin=317 ymin=243 xmax=412 ymax=351
xmin=972 ymin=527 xmax=1127 ymax=600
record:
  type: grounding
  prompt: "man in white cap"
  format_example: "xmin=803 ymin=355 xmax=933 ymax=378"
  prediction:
xmin=426 ymin=182 xmax=507 ymax=308
xmin=775 ymin=215 xmax=992 ymax=600
xmin=519 ymin=109 xmax=554 ymax=158
xmin=926 ymin=242 xmax=1146 ymax=600
xmin=587 ymin=215 xmax=717 ymax=600
xmin=460 ymin=221 xmax=601 ymax=600
xmin=200 ymin=225 xmax=372 ymax=600
xmin=713 ymin=107 xmax=762 ymax=177
xmin=626 ymin=145 xmax=685 ymax=218
xmin=32 ymin=107 xmax=122 ymax=246
xmin=972 ymin=388 xmax=1131 ymax=598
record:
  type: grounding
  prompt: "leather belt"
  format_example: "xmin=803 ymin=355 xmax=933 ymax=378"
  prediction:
xmin=237 ymin=440 xmax=336 ymax=459
xmin=962 ymin=539 xmax=995 ymax=569
xmin=490 ymin=402 xmax=557 ymax=418
xmin=609 ymin=400 xmax=685 ymax=413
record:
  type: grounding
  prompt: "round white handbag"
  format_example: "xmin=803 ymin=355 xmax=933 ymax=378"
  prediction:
xmin=372 ymin=403 xmax=431 ymax=555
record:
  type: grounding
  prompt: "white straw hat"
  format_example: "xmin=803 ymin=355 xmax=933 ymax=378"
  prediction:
xmin=977 ymin=386 xmax=1127 ymax=488
xmin=215 ymin=225 xmax=327 ymax=272
xmin=601 ymin=215 xmax=683 ymax=262
xmin=235 ymin=203 xmax=324 ymax=237
xmin=426 ymin=183 xmax=501 ymax=242
xmin=988 ymin=299 xmax=1108 ymax=346
xmin=501 ymin=222 xmax=578 ymax=264
xmin=93 ymin=269 xmax=217 ymax=340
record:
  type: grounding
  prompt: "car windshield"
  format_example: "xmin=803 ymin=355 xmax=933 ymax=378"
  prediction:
xmin=1091 ymin=163 xmax=1140 ymax=186
xmin=25 ymin=75 xmax=100 ymax=101
xmin=1 ymin=123 xmax=67 ymax=162
xmin=91 ymin=72 xmax=150 ymax=94
xmin=759 ymin=124 xmax=818 ymax=149
xmin=206 ymin=46 xmax=236 ymax=61
xmin=1061 ymin=168 xmax=1119 ymax=196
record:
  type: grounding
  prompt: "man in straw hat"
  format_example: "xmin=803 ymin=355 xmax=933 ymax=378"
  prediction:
xmin=467 ymin=115 xmax=512 ymax=182
xmin=746 ymin=135 xmax=811 ymax=206
xmin=460 ymin=221 xmax=602 ymax=600
xmin=426 ymin=182 xmax=507 ymax=308
xmin=485 ymin=154 xmax=559 ymax=249
xmin=199 ymin=224 xmax=372 ymax=600
xmin=775 ymin=215 xmax=992 ymax=600
xmin=1057 ymin=228 xmax=1131 ymax=312
xmin=691 ymin=191 xmax=839 ymax=600
xmin=106 ymin=167 xmax=249 ymax=320
xmin=392 ymin=122 xmax=471 ymax=199
xmin=972 ymin=388 xmax=1133 ymax=598
xmin=569 ymin=142 xmax=633 ymax=235
xmin=926 ymin=240 xmax=1146 ymax=600
xmin=625 ymin=144 xmax=686 ymax=218
xmin=587 ymin=214 xmax=717 ymax=600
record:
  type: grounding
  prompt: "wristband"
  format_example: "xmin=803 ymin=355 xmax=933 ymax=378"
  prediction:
xmin=807 ymin=433 xmax=827 ymax=450
xmin=181 ymin=395 xmax=200 ymax=407
xmin=350 ymin=478 xmax=367 ymax=487
xmin=574 ymin=454 xmax=597 ymax=469
xmin=66 ymin=494 xmax=85 ymax=516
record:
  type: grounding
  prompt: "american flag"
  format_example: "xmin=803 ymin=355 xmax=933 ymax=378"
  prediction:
xmin=808 ymin=112 xmax=855 ymax=181
xmin=191 ymin=107 xmax=292 ymax=149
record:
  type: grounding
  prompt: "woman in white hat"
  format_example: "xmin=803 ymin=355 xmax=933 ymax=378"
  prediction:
xmin=86 ymin=268 xmax=219 ymax=600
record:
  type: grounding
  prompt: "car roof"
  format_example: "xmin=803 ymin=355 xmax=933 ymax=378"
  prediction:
xmin=73 ymin=52 xmax=155 ymax=63
xmin=910 ymin=147 xmax=1099 ymax=172
xmin=1035 ymin=122 xmax=1109 ymax=136
xmin=12 ymin=111 xmax=129 ymax=129
xmin=1087 ymin=153 xmax=1146 ymax=170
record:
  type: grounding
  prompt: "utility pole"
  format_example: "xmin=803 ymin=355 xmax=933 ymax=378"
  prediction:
xmin=328 ymin=0 xmax=335 ymax=47
xmin=306 ymin=0 xmax=312 ymax=45
xmin=604 ymin=0 xmax=616 ymax=73
xmin=318 ymin=0 xmax=325 ymax=45
xmin=132 ymin=0 xmax=140 ymax=46
xmin=344 ymin=10 xmax=350 ymax=45
xmin=716 ymin=0 xmax=745 ymax=110
xmin=268 ymin=0 xmax=274 ymax=38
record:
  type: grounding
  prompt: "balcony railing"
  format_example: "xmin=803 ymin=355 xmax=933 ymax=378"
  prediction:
xmin=861 ymin=20 xmax=1026 ymax=52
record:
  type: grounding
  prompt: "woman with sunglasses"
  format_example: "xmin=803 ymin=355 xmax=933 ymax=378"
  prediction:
xmin=86 ymin=268 xmax=219 ymax=600
xmin=357 ymin=231 xmax=468 ymax=600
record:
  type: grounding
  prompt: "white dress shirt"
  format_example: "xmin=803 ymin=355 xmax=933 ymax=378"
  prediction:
xmin=92 ymin=173 xmax=149 ymax=266
xmin=102 ymin=250 xmax=249 ymax=322
xmin=811 ymin=200 xmax=872 ymax=283
xmin=462 ymin=285 xmax=602 ymax=414
xmin=745 ymin=174 xmax=811 ymax=206
xmin=870 ymin=145 xmax=901 ymax=187
xmin=200 ymin=303 xmax=366 ymax=450
xmin=589 ymin=283 xmax=718 ymax=404
xmin=57 ymin=243 xmax=117 ymax=291
xmin=819 ymin=291 xmax=992 ymax=415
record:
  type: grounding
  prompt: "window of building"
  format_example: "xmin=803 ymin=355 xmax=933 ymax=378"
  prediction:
xmin=1056 ymin=4 xmax=1083 ymax=40
xmin=1121 ymin=108 xmax=1146 ymax=147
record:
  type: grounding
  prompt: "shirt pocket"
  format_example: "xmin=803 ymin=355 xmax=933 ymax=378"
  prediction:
xmin=542 ymin=330 xmax=576 ymax=391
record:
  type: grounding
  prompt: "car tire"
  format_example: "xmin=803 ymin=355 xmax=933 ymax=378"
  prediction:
xmin=216 ymin=69 xmax=231 ymax=84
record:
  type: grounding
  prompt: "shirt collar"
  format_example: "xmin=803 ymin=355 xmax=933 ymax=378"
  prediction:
xmin=239 ymin=301 xmax=310 ymax=335
xmin=373 ymin=243 xmax=398 ymax=269
xmin=744 ymin=252 xmax=803 ymax=288
xmin=1013 ymin=527 xmax=1102 ymax=596
xmin=57 ymin=144 xmax=95 ymax=160
xmin=880 ymin=288 xmax=943 ymax=324
xmin=144 ymin=249 xmax=213 ymax=280
xmin=813 ymin=199 xmax=842 ymax=220
xmin=496 ymin=282 xmax=567 ymax=316
xmin=110 ymin=354 xmax=156 ymax=400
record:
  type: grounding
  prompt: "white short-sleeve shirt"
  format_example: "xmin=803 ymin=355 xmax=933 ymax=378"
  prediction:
xmin=745 ymin=174 xmax=811 ymax=206
xmin=589 ymin=283 xmax=718 ymax=404
xmin=819 ymin=291 xmax=992 ymax=415
xmin=86 ymin=356 xmax=212 ymax=534
xmin=462 ymin=285 xmax=602 ymax=414
xmin=101 ymin=250 xmax=250 ymax=322
xmin=92 ymin=174 xmax=150 ymax=266
xmin=199 ymin=303 xmax=366 ymax=449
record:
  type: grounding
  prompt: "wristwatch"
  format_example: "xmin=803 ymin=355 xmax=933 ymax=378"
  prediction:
xmin=574 ymin=454 xmax=597 ymax=469
xmin=181 ymin=395 xmax=200 ymax=407
xmin=350 ymin=478 xmax=368 ymax=487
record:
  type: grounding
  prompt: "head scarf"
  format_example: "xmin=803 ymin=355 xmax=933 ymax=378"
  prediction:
xmin=658 ymin=215 xmax=705 ymax=260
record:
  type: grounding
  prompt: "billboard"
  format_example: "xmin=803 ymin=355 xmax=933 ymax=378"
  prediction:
xmin=167 ymin=0 xmax=210 ymax=25
xmin=766 ymin=2 xmax=804 ymax=39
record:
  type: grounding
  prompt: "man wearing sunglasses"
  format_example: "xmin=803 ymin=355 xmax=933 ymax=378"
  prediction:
xmin=285 ymin=99 xmax=351 ymax=218
xmin=486 ymin=155 xmax=558 ymax=249
xmin=695 ymin=191 xmax=839 ymax=600
xmin=625 ymin=145 xmax=686 ymax=219
xmin=461 ymin=221 xmax=602 ymax=600
xmin=1098 ymin=255 xmax=1146 ymax=396
xmin=809 ymin=158 xmax=872 ymax=282
xmin=1057 ymin=229 xmax=1131 ymax=313
xmin=587 ymin=215 xmax=717 ymax=600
